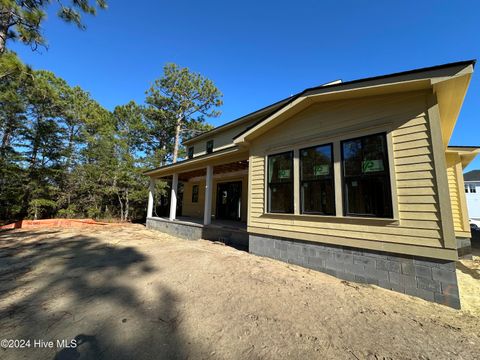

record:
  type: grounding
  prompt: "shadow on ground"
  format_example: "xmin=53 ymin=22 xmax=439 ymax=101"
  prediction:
xmin=457 ymin=261 xmax=480 ymax=280
xmin=0 ymin=228 xmax=204 ymax=359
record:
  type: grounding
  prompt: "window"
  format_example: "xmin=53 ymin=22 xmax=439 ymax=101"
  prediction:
xmin=469 ymin=184 xmax=476 ymax=193
xmin=206 ymin=140 xmax=214 ymax=154
xmin=188 ymin=146 xmax=194 ymax=159
xmin=267 ymin=151 xmax=294 ymax=213
xmin=192 ymin=184 xmax=199 ymax=203
xmin=465 ymin=185 xmax=469 ymax=193
xmin=342 ymin=133 xmax=393 ymax=218
xmin=300 ymin=144 xmax=335 ymax=215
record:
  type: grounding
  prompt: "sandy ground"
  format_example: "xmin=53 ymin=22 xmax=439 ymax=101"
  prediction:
xmin=457 ymin=248 xmax=480 ymax=317
xmin=0 ymin=225 xmax=479 ymax=360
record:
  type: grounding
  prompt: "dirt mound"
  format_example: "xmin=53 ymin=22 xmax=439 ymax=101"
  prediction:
xmin=0 ymin=218 xmax=123 ymax=230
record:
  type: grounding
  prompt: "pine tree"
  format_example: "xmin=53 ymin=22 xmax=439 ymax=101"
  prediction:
xmin=145 ymin=63 xmax=222 ymax=163
xmin=0 ymin=0 xmax=107 ymax=53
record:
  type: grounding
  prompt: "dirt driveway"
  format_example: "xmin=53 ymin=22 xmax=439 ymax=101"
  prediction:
xmin=0 ymin=225 xmax=479 ymax=359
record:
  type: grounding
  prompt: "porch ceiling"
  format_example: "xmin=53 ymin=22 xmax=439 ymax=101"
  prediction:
xmin=178 ymin=160 xmax=249 ymax=181
xmin=145 ymin=146 xmax=249 ymax=179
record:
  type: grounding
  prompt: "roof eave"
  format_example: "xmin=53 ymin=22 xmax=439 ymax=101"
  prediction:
xmin=446 ymin=146 xmax=480 ymax=169
xmin=234 ymin=61 xmax=475 ymax=145
xmin=182 ymin=96 xmax=292 ymax=145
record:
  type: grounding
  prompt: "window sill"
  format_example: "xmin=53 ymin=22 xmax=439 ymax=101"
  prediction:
xmin=261 ymin=212 xmax=399 ymax=225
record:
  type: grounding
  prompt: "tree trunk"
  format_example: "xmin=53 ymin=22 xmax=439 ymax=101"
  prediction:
xmin=117 ymin=192 xmax=124 ymax=222
xmin=20 ymin=117 xmax=41 ymax=217
xmin=124 ymin=189 xmax=129 ymax=221
xmin=65 ymin=126 xmax=75 ymax=170
xmin=0 ymin=7 xmax=12 ymax=55
xmin=29 ymin=117 xmax=41 ymax=169
xmin=172 ymin=117 xmax=182 ymax=163
xmin=0 ymin=113 xmax=15 ymax=161
xmin=1 ymin=124 xmax=11 ymax=156
xmin=0 ymin=27 xmax=7 ymax=54
xmin=0 ymin=4 xmax=14 ymax=54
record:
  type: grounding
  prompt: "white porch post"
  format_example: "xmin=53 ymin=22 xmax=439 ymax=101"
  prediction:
xmin=147 ymin=178 xmax=155 ymax=218
xmin=169 ymin=173 xmax=179 ymax=221
xmin=204 ymin=165 xmax=213 ymax=225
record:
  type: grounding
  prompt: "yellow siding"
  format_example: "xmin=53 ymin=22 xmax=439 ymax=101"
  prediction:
xmin=189 ymin=117 xmax=260 ymax=157
xmin=248 ymin=91 xmax=447 ymax=251
xmin=446 ymin=153 xmax=470 ymax=237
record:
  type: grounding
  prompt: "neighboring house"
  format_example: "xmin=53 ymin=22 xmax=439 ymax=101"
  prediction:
xmin=144 ymin=60 xmax=479 ymax=309
xmin=464 ymin=169 xmax=480 ymax=220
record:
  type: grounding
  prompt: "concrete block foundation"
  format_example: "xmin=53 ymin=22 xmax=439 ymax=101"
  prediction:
xmin=146 ymin=217 xmax=249 ymax=250
xmin=456 ymin=237 xmax=472 ymax=258
xmin=146 ymin=217 xmax=202 ymax=240
xmin=250 ymin=234 xmax=461 ymax=309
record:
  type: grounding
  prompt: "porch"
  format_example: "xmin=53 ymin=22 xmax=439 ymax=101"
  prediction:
xmin=145 ymin=148 xmax=250 ymax=249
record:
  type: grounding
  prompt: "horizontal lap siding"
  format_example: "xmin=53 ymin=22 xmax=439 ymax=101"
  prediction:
xmin=248 ymin=91 xmax=444 ymax=249
xmin=392 ymin=116 xmax=440 ymax=235
xmin=183 ymin=181 xmax=206 ymax=218
xmin=448 ymin=164 xmax=461 ymax=229
xmin=446 ymin=154 xmax=467 ymax=235
xmin=250 ymin=156 xmax=265 ymax=216
xmin=190 ymin=117 xmax=260 ymax=157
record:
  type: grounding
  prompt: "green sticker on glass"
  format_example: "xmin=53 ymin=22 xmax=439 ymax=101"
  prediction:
xmin=278 ymin=169 xmax=290 ymax=179
xmin=362 ymin=159 xmax=384 ymax=173
xmin=314 ymin=164 xmax=329 ymax=176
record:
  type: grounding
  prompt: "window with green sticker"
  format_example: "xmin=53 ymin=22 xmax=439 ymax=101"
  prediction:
xmin=300 ymin=144 xmax=335 ymax=215
xmin=341 ymin=133 xmax=392 ymax=218
xmin=267 ymin=151 xmax=294 ymax=213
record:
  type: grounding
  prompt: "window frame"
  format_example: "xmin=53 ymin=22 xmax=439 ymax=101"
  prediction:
xmin=191 ymin=184 xmax=199 ymax=203
xmin=267 ymin=150 xmax=294 ymax=214
xmin=469 ymin=184 xmax=476 ymax=193
xmin=340 ymin=132 xmax=393 ymax=219
xmin=206 ymin=140 xmax=214 ymax=154
xmin=187 ymin=146 xmax=194 ymax=159
xmin=299 ymin=143 xmax=336 ymax=216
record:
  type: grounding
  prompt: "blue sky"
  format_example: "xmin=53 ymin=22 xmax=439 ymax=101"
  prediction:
xmin=10 ymin=0 xmax=480 ymax=170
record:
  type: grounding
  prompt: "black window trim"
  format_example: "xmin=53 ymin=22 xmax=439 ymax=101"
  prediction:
xmin=267 ymin=150 xmax=294 ymax=214
xmin=299 ymin=143 xmax=336 ymax=216
xmin=206 ymin=140 xmax=214 ymax=154
xmin=191 ymin=184 xmax=199 ymax=203
xmin=340 ymin=131 xmax=393 ymax=219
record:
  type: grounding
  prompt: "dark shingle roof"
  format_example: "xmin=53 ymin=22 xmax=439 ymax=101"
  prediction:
xmin=187 ymin=59 xmax=476 ymax=144
xmin=464 ymin=170 xmax=480 ymax=181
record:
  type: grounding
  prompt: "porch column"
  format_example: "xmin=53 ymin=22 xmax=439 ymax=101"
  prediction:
xmin=169 ymin=173 xmax=178 ymax=221
xmin=147 ymin=177 xmax=155 ymax=218
xmin=204 ymin=165 xmax=213 ymax=225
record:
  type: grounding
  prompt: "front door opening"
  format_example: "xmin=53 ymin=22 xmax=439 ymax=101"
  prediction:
xmin=216 ymin=181 xmax=242 ymax=221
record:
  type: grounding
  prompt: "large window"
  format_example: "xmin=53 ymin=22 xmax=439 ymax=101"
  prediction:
xmin=342 ymin=133 xmax=393 ymax=218
xmin=300 ymin=144 xmax=335 ymax=215
xmin=188 ymin=146 xmax=194 ymax=159
xmin=267 ymin=151 xmax=294 ymax=213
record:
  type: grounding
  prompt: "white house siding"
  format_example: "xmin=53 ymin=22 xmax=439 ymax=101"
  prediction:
xmin=465 ymin=181 xmax=480 ymax=219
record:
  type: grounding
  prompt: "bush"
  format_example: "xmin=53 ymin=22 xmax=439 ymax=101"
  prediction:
xmin=57 ymin=205 xmax=78 ymax=218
